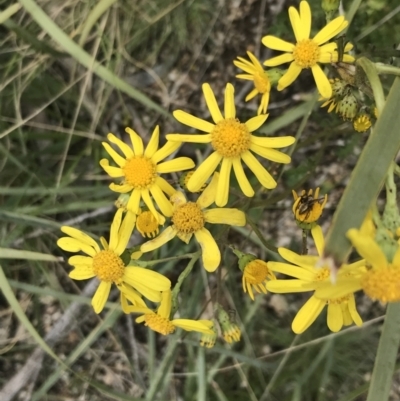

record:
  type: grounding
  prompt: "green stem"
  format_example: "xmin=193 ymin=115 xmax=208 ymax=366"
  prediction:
xmin=375 ymin=63 xmax=400 ymax=76
xmin=366 ymin=303 xmax=400 ymax=401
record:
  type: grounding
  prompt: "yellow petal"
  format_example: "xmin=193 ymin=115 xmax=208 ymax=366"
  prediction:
xmin=250 ymin=145 xmax=291 ymax=164
xmin=232 ymin=158 xmax=254 ymax=197
xmin=99 ymin=158 xmax=124 ymax=178
xmin=68 ymin=255 xmax=92 ymax=267
xmin=347 ymin=229 xmax=387 ymax=270
xmin=173 ymin=110 xmax=215 ymax=133
xmin=125 ymin=127 xmax=144 ymax=155
xmin=292 ymin=295 xmax=325 ymax=333
xmin=197 ymin=172 xmax=219 ymax=209
xmin=109 ymin=183 xmax=132 ymax=193
xmin=314 ymin=278 xmax=362 ymax=299
xmin=215 ymin=158 xmax=232 ymax=207
xmin=187 ymin=152 xmax=222 ymax=192
xmin=263 ymin=52 xmax=294 ymax=67
xmin=69 ymin=265 xmax=95 ymax=280
xmin=313 ymin=16 xmax=347 ymax=45
xmin=203 ymin=208 xmax=246 ymax=226
xmin=267 ymin=261 xmax=315 ymax=280
xmin=126 ymin=189 xmax=141 ymax=214
xmin=311 ymin=64 xmax=332 ymax=99
xmin=102 ymin=141 xmax=126 ymax=168
xmin=288 ymin=4 xmax=302 ymax=42
xmin=109 ymin=208 xmax=123 ymax=251
xmin=156 ymin=176 xmax=176 ymax=197
xmin=277 ymin=62 xmax=302 ymax=90
xmin=245 ymin=88 xmax=259 ymax=101
xmin=194 ymin=228 xmax=221 ymax=272
xmin=172 ymin=319 xmax=215 ymax=334
xmin=327 ymin=303 xmax=343 ymax=332
xmin=140 ymin=226 xmax=177 ymax=252
xmin=150 ymin=184 xmax=173 ymax=217
xmin=245 ymin=114 xmax=268 ymax=132
xmin=311 ymin=225 xmax=325 ymax=257
xmin=258 ymin=92 xmax=270 ymax=115
xmin=266 ymin=279 xmax=317 ymax=293
xmin=262 ymin=36 xmax=295 ymax=52
xmin=144 ymin=125 xmax=160 ymax=158
xmin=141 ymin=189 xmax=160 ymax=221
xmin=157 ymin=290 xmax=172 ymax=319
xmin=157 ymin=157 xmax=195 ymax=174
xmin=299 ymin=0 xmax=311 ymax=40
xmin=57 ymin=237 xmax=97 ymax=257
xmin=166 ymin=133 xmax=212 ymax=144
xmin=348 ymin=294 xmax=363 ymax=326
xmin=251 ymin=135 xmax=295 ymax=148
xmin=152 ymin=141 xmax=181 ymax=164
xmin=278 ymin=248 xmax=318 ymax=271
xmin=106 ymin=133 xmax=134 ymax=159
xmin=224 ymin=83 xmax=236 ymax=119
xmin=60 ymin=226 xmax=100 ymax=252
xmin=115 ymin=211 xmax=136 ymax=255
xmin=92 ymin=281 xmax=111 ymax=313
xmin=241 ymin=151 xmax=277 ymax=189
xmin=202 ymin=83 xmax=223 ymax=123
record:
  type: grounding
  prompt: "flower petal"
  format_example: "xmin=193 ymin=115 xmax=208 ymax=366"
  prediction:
xmin=166 ymin=133 xmax=212 ymax=143
xmin=347 ymin=229 xmax=387 ymax=270
xmin=125 ymin=127 xmax=144 ymax=155
xmin=156 ymin=176 xmax=177 ymax=197
xmin=68 ymin=255 xmax=93 ymax=267
xmin=278 ymin=248 xmax=318 ymax=271
xmin=152 ymin=141 xmax=181 ymax=164
xmin=194 ymin=228 xmax=221 ymax=272
xmin=232 ymin=157 xmax=254 ymax=197
xmin=187 ymin=152 xmax=222 ymax=192
xmin=241 ymin=151 xmax=277 ymax=189
xmin=224 ymin=83 xmax=236 ymax=119
xmin=157 ymin=290 xmax=172 ymax=319
xmin=202 ymin=83 xmax=223 ymax=123
xmin=277 ymin=62 xmax=302 ymax=90
xmin=262 ymin=36 xmax=295 ymax=52
xmin=311 ymin=64 xmax=332 ymax=99
xmin=57 ymin=237 xmax=97 ymax=257
xmin=144 ymin=125 xmax=160 ymax=158
xmin=172 ymin=319 xmax=215 ymax=334
xmin=99 ymin=159 xmax=124 ymax=178
xmin=313 ymin=16 xmax=347 ymax=45
xmin=203 ymin=208 xmax=246 ymax=226
xmin=69 ymin=265 xmax=95 ymax=280
xmin=124 ymin=266 xmax=171 ymax=293
xmin=115 ymin=211 xmax=136 ymax=255
xmin=311 ymin=225 xmax=325 ymax=257
xmin=348 ymin=294 xmax=363 ymax=326
xmin=92 ymin=281 xmax=111 ymax=313
xmin=292 ymin=295 xmax=325 ymax=333
xmin=327 ymin=303 xmax=343 ymax=332
xmin=314 ymin=278 xmax=362 ymax=299
xmin=109 ymin=208 xmax=123 ymax=250
xmin=288 ymin=4 xmax=302 ymax=42
xmin=268 ymin=261 xmax=315 ymax=280
xmin=157 ymin=157 xmax=195 ymax=174
xmin=60 ymin=226 xmax=100 ymax=252
xmin=150 ymin=184 xmax=173 ymax=217
xmin=140 ymin=226 xmax=177 ymax=252
xmin=215 ymin=158 xmax=232 ymax=207
xmin=250 ymin=145 xmax=291 ymax=163
xmin=245 ymin=114 xmax=268 ymax=132
xmin=299 ymin=0 xmax=311 ymax=40
xmin=106 ymin=133 xmax=134 ymax=159
xmin=141 ymin=189 xmax=162 ymax=220
xmin=109 ymin=183 xmax=132 ymax=193
xmin=251 ymin=135 xmax=295 ymax=148
xmin=267 ymin=279 xmax=317 ymax=292
xmin=102 ymin=141 xmax=126 ymax=168
xmin=126 ymin=189 xmax=141 ymax=214
xmin=173 ymin=110 xmax=215 ymax=133
xmin=197 ymin=172 xmax=219 ymax=209
xmin=263 ymin=53 xmax=294 ymax=67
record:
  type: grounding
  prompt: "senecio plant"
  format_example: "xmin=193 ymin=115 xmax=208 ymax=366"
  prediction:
xmin=56 ymin=1 xmax=400 ymax=398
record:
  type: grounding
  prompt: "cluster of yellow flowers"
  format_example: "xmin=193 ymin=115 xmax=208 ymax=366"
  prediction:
xmin=57 ymin=1 xmax=398 ymax=345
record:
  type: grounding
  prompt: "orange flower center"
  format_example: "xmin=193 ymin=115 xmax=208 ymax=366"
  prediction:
xmin=92 ymin=249 xmax=125 ymax=283
xmin=172 ymin=202 xmax=205 ymax=234
xmin=136 ymin=210 xmax=160 ymax=238
xmin=123 ymin=156 xmax=157 ymax=188
xmin=244 ymin=260 xmax=275 ymax=284
xmin=315 ymin=267 xmax=331 ymax=281
xmin=293 ymin=39 xmax=320 ymax=68
xmin=211 ymin=118 xmax=251 ymax=158
xmin=361 ymin=267 xmax=400 ymax=302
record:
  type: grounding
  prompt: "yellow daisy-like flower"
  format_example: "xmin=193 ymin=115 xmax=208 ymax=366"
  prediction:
xmin=292 ymin=188 xmax=328 ymax=225
xmin=57 ymin=209 xmax=171 ymax=313
xmin=141 ymin=173 xmax=246 ymax=272
xmin=126 ymin=290 xmax=215 ymax=336
xmin=100 ymin=125 xmax=195 ymax=220
xmin=167 ymin=83 xmax=295 ymax=206
xmin=262 ymin=0 xmax=354 ymax=99
xmin=234 ymin=51 xmax=271 ymax=115
xmin=242 ymin=259 xmax=276 ymax=300
xmin=267 ymin=225 xmax=364 ymax=333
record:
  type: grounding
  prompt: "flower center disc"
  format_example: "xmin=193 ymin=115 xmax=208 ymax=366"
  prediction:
xmin=137 ymin=211 xmax=159 ymax=238
xmin=254 ymin=72 xmax=270 ymax=94
xmin=123 ymin=156 xmax=157 ymax=188
xmin=172 ymin=202 xmax=205 ymax=234
xmin=92 ymin=250 xmax=125 ymax=283
xmin=245 ymin=260 xmax=271 ymax=284
xmin=315 ymin=267 xmax=330 ymax=281
xmin=293 ymin=39 xmax=320 ymax=68
xmin=362 ymin=267 xmax=400 ymax=302
xmin=144 ymin=313 xmax=175 ymax=335
xmin=211 ymin=118 xmax=251 ymax=158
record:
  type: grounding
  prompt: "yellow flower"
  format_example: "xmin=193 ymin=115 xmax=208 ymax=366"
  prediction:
xmin=100 ymin=125 xmax=195 ymax=220
xmin=353 ymin=114 xmax=372 ymax=133
xmin=292 ymin=188 xmax=328 ymax=226
xmin=57 ymin=209 xmax=171 ymax=313
xmin=267 ymin=225 xmax=364 ymax=333
xmin=234 ymin=51 xmax=271 ymax=115
xmin=141 ymin=173 xmax=246 ymax=272
xmin=136 ymin=209 xmax=164 ymax=238
xmin=242 ymin=259 xmax=276 ymax=300
xmin=262 ymin=0 xmax=354 ymax=98
xmin=167 ymin=83 xmax=295 ymax=206
xmin=126 ymin=290 xmax=215 ymax=336
xmin=215 ymin=304 xmax=241 ymax=343
xmin=345 ymin=229 xmax=400 ymax=303
xmin=200 ymin=322 xmax=217 ymax=348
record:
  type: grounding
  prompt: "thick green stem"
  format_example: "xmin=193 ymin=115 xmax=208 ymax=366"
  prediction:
xmin=366 ymin=303 xmax=400 ymax=401
xmin=375 ymin=63 xmax=400 ymax=76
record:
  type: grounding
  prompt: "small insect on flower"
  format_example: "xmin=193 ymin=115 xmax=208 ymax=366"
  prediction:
xmin=292 ymin=188 xmax=328 ymax=228
xmin=296 ymin=194 xmax=325 ymax=221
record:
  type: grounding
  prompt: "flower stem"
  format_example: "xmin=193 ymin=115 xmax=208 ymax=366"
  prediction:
xmin=366 ymin=303 xmax=400 ymax=401
xmin=375 ymin=63 xmax=400 ymax=76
